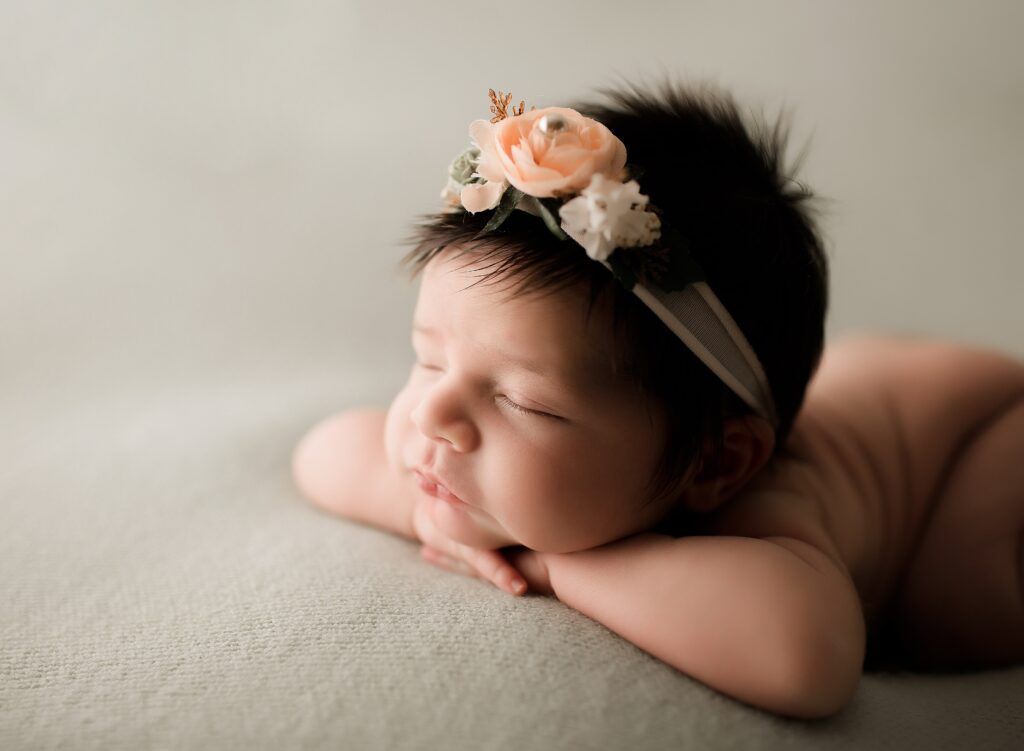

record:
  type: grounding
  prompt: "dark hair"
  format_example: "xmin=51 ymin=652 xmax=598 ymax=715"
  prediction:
xmin=398 ymin=77 xmax=829 ymax=509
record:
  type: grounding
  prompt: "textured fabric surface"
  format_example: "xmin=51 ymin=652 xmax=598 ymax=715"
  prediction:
xmin=3 ymin=377 xmax=1024 ymax=750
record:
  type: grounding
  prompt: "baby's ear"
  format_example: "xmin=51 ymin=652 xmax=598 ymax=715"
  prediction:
xmin=678 ymin=416 xmax=776 ymax=513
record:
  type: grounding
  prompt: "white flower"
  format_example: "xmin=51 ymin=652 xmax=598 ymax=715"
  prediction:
xmin=460 ymin=179 xmax=506 ymax=213
xmin=558 ymin=173 xmax=661 ymax=261
xmin=440 ymin=179 xmax=463 ymax=212
xmin=439 ymin=145 xmax=508 ymax=213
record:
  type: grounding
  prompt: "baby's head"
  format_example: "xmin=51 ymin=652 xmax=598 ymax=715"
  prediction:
xmin=384 ymin=79 xmax=828 ymax=554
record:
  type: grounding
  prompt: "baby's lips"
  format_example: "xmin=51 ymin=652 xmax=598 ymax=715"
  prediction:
xmin=413 ymin=469 xmax=469 ymax=506
xmin=434 ymin=482 xmax=465 ymax=504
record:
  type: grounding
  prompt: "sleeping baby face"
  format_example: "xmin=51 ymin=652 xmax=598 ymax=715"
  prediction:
xmin=384 ymin=247 xmax=687 ymax=553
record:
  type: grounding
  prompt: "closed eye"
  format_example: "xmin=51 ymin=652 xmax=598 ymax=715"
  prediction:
xmin=496 ymin=395 xmax=562 ymax=421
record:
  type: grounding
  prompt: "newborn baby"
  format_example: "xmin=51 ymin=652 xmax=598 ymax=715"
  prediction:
xmin=291 ymin=83 xmax=1024 ymax=719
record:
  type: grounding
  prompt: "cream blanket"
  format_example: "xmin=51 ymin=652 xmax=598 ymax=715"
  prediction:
xmin=2 ymin=371 xmax=1023 ymax=748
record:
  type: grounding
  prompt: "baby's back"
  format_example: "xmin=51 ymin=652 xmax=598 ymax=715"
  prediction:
xmin=689 ymin=333 xmax=1024 ymax=669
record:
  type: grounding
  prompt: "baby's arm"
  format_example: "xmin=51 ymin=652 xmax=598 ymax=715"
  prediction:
xmin=291 ymin=409 xmax=417 ymax=541
xmin=541 ymin=533 xmax=864 ymax=719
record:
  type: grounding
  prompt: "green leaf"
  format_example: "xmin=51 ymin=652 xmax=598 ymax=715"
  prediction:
xmin=475 ymin=186 xmax=524 ymax=238
xmin=535 ymin=197 xmax=569 ymax=241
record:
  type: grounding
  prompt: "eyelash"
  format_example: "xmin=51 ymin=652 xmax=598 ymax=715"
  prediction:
xmin=497 ymin=395 xmax=560 ymax=420
xmin=415 ymin=359 xmax=561 ymax=421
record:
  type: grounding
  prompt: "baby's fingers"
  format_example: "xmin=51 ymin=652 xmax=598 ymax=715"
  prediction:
xmin=420 ymin=546 xmax=472 ymax=576
xmin=420 ymin=545 xmax=527 ymax=596
xmin=463 ymin=547 xmax=527 ymax=596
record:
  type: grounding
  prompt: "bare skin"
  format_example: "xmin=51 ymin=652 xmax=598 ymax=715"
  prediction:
xmin=722 ymin=334 xmax=1024 ymax=673
xmin=291 ymin=250 xmax=1024 ymax=716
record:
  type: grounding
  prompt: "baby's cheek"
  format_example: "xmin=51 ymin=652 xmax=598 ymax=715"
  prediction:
xmin=489 ymin=455 xmax=581 ymax=552
xmin=383 ymin=387 xmax=414 ymax=471
xmin=526 ymin=464 xmax=627 ymax=551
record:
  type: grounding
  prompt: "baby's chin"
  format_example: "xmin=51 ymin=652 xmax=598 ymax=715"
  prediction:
xmin=429 ymin=496 xmax=517 ymax=550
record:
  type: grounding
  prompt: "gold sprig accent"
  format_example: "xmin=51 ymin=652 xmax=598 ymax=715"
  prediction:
xmin=488 ymin=88 xmax=535 ymax=123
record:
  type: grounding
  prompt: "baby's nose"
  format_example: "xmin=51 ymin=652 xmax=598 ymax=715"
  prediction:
xmin=410 ymin=399 xmax=479 ymax=453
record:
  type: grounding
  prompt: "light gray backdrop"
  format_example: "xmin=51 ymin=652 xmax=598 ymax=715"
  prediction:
xmin=3 ymin=0 xmax=1021 ymax=422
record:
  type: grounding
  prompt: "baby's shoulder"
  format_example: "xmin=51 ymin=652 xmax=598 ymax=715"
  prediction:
xmin=705 ymin=335 xmax=912 ymax=577
xmin=696 ymin=332 xmax=1023 ymax=606
xmin=780 ymin=332 xmax=1023 ymax=516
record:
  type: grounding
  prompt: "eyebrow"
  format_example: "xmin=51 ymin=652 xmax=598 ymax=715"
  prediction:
xmin=412 ymin=322 xmax=600 ymax=389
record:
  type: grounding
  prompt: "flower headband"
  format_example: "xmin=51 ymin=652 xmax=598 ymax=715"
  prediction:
xmin=439 ymin=89 xmax=779 ymax=429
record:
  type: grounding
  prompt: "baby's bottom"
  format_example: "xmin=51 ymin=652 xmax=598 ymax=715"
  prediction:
xmin=886 ymin=395 xmax=1024 ymax=671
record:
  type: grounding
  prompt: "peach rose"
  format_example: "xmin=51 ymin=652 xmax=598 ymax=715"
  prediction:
xmin=460 ymin=107 xmax=628 ymax=213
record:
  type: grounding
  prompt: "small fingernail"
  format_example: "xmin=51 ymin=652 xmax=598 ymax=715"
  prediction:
xmin=511 ymin=580 xmax=526 ymax=595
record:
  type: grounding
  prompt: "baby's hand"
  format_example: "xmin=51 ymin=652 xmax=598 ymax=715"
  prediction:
xmin=411 ymin=497 xmax=537 ymax=596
